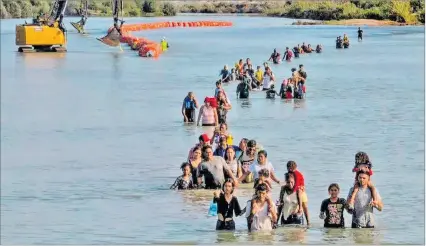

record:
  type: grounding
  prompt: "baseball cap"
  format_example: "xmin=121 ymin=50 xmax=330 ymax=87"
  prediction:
xmin=199 ymin=134 xmax=210 ymax=143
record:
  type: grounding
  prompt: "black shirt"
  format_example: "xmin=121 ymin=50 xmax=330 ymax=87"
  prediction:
xmin=358 ymin=29 xmax=363 ymax=37
xmin=213 ymin=193 xmax=242 ymax=219
xmin=320 ymin=198 xmax=347 ymax=228
xmin=266 ymin=89 xmax=277 ymax=98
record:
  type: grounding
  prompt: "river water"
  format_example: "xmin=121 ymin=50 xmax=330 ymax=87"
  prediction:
xmin=1 ymin=15 xmax=424 ymax=244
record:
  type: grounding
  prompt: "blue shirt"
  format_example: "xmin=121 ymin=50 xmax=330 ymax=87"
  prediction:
xmin=220 ymin=69 xmax=230 ymax=80
xmin=213 ymin=145 xmax=242 ymax=158
xmin=183 ymin=96 xmax=196 ymax=110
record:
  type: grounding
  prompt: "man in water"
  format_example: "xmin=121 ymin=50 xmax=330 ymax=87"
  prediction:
xmin=282 ymin=47 xmax=293 ymax=62
xmin=347 ymin=170 xmax=383 ymax=228
xmin=357 ymin=27 xmax=363 ymax=41
xmin=236 ymin=74 xmax=251 ymax=99
xmin=266 ymin=85 xmax=279 ymax=99
xmin=182 ymin=92 xmax=199 ymax=123
xmin=197 ymin=145 xmax=238 ymax=189
xmin=268 ymin=49 xmax=281 ymax=64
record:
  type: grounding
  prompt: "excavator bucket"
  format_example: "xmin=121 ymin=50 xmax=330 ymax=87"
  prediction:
xmin=97 ymin=28 xmax=121 ymax=47
xmin=70 ymin=19 xmax=85 ymax=33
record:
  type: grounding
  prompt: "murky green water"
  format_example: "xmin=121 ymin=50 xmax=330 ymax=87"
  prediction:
xmin=1 ymin=15 xmax=424 ymax=244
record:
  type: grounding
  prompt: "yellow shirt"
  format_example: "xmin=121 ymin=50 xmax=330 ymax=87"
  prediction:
xmin=255 ymin=70 xmax=263 ymax=82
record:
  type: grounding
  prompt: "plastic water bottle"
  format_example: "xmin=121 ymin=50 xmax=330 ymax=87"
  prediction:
xmin=208 ymin=202 xmax=218 ymax=216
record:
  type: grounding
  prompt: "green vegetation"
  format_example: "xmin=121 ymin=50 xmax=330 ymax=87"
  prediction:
xmin=1 ymin=0 xmax=424 ymax=24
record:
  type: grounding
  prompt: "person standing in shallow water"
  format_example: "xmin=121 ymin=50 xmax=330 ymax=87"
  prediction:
xmin=319 ymin=183 xmax=350 ymax=228
xmin=182 ymin=92 xmax=199 ymax=123
xmin=358 ymin=27 xmax=363 ymax=41
xmin=347 ymin=170 xmax=383 ymax=228
xmin=213 ymin=179 xmax=243 ymax=230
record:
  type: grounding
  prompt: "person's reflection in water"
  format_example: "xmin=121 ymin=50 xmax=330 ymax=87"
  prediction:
xmin=321 ymin=228 xmax=348 ymax=244
xmin=239 ymin=99 xmax=251 ymax=108
xmin=111 ymin=53 xmax=122 ymax=80
xmin=293 ymin=99 xmax=306 ymax=109
xmin=247 ymin=231 xmax=275 ymax=243
xmin=215 ymin=230 xmax=238 ymax=244
xmin=279 ymin=228 xmax=306 ymax=243
xmin=351 ymin=228 xmax=379 ymax=244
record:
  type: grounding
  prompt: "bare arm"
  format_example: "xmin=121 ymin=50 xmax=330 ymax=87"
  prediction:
xmin=270 ymin=171 xmax=280 ymax=184
xmin=214 ymin=110 xmax=218 ymax=126
xmin=196 ymin=106 xmax=203 ymax=126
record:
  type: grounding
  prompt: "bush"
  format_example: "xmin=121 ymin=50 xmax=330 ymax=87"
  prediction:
xmin=417 ymin=8 xmax=425 ymax=23
xmin=392 ymin=0 xmax=418 ymax=23
xmin=1 ymin=1 xmax=10 ymax=18
xmin=143 ymin=0 xmax=156 ymax=13
xmin=162 ymin=2 xmax=177 ymax=16
xmin=18 ymin=0 xmax=33 ymax=18
xmin=5 ymin=1 xmax=22 ymax=18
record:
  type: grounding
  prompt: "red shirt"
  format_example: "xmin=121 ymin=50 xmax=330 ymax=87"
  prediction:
xmin=293 ymin=170 xmax=305 ymax=192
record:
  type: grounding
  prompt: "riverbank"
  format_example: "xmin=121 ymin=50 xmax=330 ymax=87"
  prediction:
xmin=1 ymin=0 xmax=424 ymax=25
xmin=293 ymin=19 xmax=412 ymax=26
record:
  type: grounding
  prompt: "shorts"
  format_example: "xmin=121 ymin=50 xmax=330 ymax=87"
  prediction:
xmin=184 ymin=109 xmax=195 ymax=122
xmin=300 ymin=191 xmax=308 ymax=203
xmin=281 ymin=214 xmax=304 ymax=225
xmin=352 ymin=222 xmax=374 ymax=229
xmin=216 ymin=219 xmax=235 ymax=230
xmin=202 ymin=123 xmax=215 ymax=126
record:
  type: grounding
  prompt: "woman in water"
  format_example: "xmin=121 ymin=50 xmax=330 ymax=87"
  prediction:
xmin=224 ymin=146 xmax=242 ymax=179
xmin=170 ymin=162 xmax=197 ymax=190
xmin=277 ymin=172 xmax=304 ymax=225
xmin=319 ymin=183 xmax=349 ymax=228
xmin=262 ymin=67 xmax=275 ymax=91
xmin=188 ymin=146 xmax=202 ymax=185
xmin=245 ymin=183 xmax=277 ymax=231
xmin=216 ymin=91 xmax=232 ymax=124
xmin=212 ymin=123 xmax=233 ymax=146
xmin=197 ymin=97 xmax=218 ymax=127
xmin=213 ymin=179 xmax=243 ymax=230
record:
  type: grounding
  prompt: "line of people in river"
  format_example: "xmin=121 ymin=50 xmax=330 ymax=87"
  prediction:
xmin=171 ymin=133 xmax=383 ymax=231
xmin=268 ymin=43 xmax=323 ymax=64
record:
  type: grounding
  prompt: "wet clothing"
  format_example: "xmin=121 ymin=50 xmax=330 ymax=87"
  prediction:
xmin=293 ymin=47 xmax=300 ymax=58
xmin=225 ymin=159 xmax=241 ymax=178
xmin=266 ymin=89 xmax=278 ymax=99
xmin=236 ymin=80 xmax=251 ymax=99
xmin=278 ymin=187 xmax=303 ymax=225
xmin=160 ymin=40 xmax=168 ymax=51
xmin=197 ymin=156 xmax=231 ymax=189
xmin=347 ymin=187 xmax=381 ymax=228
xmin=245 ymin=200 xmax=277 ymax=231
xmin=270 ymin=52 xmax=281 ymax=64
xmin=283 ymin=50 xmax=293 ymax=61
xmin=214 ymin=194 xmax=243 ymax=230
xmin=255 ymin=70 xmax=263 ymax=84
xmin=220 ymin=69 xmax=231 ymax=82
xmin=183 ymin=96 xmax=197 ymax=122
xmin=358 ymin=29 xmax=363 ymax=40
xmin=170 ymin=175 xmax=196 ymax=190
xmin=238 ymin=152 xmax=256 ymax=183
xmin=217 ymin=99 xmax=228 ymax=124
xmin=320 ymin=198 xmax=347 ymax=228
xmin=201 ymin=105 xmax=215 ymax=125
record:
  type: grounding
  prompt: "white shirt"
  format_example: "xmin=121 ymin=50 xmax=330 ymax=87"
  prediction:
xmin=263 ymin=75 xmax=272 ymax=90
xmin=249 ymin=161 xmax=274 ymax=180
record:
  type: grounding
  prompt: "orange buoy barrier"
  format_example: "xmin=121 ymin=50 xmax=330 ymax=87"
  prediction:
xmin=105 ymin=21 xmax=233 ymax=58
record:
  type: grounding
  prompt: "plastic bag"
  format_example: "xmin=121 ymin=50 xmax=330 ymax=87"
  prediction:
xmin=208 ymin=201 xmax=218 ymax=216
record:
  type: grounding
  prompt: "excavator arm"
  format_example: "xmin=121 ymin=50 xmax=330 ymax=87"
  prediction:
xmin=97 ymin=0 xmax=124 ymax=47
xmin=48 ymin=0 xmax=68 ymax=27
xmin=70 ymin=0 xmax=89 ymax=33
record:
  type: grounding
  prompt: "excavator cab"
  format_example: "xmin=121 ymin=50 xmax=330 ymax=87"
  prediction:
xmin=16 ymin=0 xmax=68 ymax=52
xmin=70 ymin=0 xmax=88 ymax=34
xmin=97 ymin=0 xmax=124 ymax=47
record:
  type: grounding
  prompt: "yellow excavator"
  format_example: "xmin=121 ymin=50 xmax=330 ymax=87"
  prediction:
xmin=70 ymin=0 xmax=88 ymax=34
xmin=16 ymin=0 xmax=68 ymax=52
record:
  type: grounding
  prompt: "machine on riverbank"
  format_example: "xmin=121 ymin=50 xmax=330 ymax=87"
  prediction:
xmin=15 ymin=0 xmax=68 ymax=53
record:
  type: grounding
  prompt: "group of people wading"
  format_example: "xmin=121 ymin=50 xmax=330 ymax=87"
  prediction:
xmin=173 ymin=27 xmax=381 ymax=232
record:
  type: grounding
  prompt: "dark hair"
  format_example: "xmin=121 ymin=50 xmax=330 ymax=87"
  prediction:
xmin=291 ymin=68 xmax=297 ymax=72
xmin=258 ymin=168 xmax=270 ymax=177
xmin=216 ymin=80 xmax=222 ymax=85
xmin=299 ymin=64 xmax=304 ymax=68
xmin=287 ymin=160 xmax=297 ymax=171
xmin=220 ymin=122 xmax=228 ymax=129
xmin=258 ymin=150 xmax=267 ymax=158
xmin=255 ymin=183 xmax=268 ymax=192
xmin=202 ymin=145 xmax=213 ymax=160
xmin=192 ymin=146 xmax=202 ymax=153
xmin=247 ymin=139 xmax=257 ymax=148
xmin=240 ymin=138 xmax=248 ymax=144
xmin=355 ymin=151 xmax=372 ymax=168
xmin=285 ymin=172 xmax=295 ymax=182
xmin=180 ymin=162 xmax=191 ymax=170
xmin=224 ymin=146 xmax=236 ymax=161
xmin=328 ymin=183 xmax=340 ymax=191
xmin=222 ymin=179 xmax=235 ymax=194
xmin=356 ymin=170 xmax=371 ymax=177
